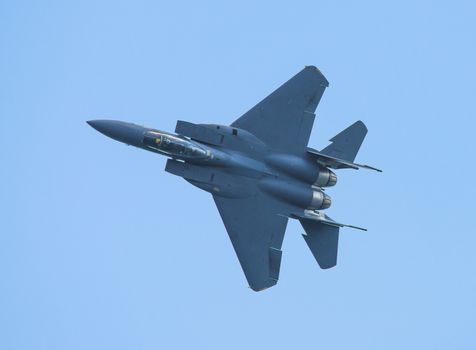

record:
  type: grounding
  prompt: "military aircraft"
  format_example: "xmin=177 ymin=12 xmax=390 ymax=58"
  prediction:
xmin=88 ymin=66 xmax=381 ymax=291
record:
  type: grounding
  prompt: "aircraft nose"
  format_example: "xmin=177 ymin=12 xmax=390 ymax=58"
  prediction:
xmin=87 ymin=120 xmax=145 ymax=146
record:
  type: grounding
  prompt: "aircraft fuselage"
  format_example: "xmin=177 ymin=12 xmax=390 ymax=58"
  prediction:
xmin=87 ymin=119 xmax=333 ymax=212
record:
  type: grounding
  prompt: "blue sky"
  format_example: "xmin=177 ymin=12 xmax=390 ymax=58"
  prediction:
xmin=1 ymin=1 xmax=475 ymax=349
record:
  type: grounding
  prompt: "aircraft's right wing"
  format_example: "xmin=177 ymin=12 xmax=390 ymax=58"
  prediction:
xmin=231 ymin=66 xmax=329 ymax=154
xmin=213 ymin=193 xmax=288 ymax=291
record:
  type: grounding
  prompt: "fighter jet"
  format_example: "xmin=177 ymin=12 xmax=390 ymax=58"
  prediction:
xmin=88 ymin=66 xmax=381 ymax=291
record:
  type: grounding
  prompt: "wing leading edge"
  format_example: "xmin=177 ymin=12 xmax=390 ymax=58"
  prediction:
xmin=213 ymin=193 xmax=288 ymax=291
xmin=231 ymin=66 xmax=329 ymax=153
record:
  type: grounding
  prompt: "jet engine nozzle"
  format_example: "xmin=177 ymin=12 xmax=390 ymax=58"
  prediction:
xmin=314 ymin=167 xmax=337 ymax=187
xmin=259 ymin=179 xmax=332 ymax=210
xmin=310 ymin=190 xmax=332 ymax=210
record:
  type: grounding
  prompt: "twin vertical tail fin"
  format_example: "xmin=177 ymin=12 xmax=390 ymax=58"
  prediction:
xmin=299 ymin=214 xmax=366 ymax=269
xmin=301 ymin=121 xmax=376 ymax=267
xmin=300 ymin=219 xmax=339 ymax=269
xmin=320 ymin=120 xmax=368 ymax=162
xmin=307 ymin=120 xmax=382 ymax=172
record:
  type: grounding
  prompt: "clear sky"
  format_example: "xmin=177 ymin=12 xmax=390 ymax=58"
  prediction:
xmin=1 ymin=1 xmax=475 ymax=349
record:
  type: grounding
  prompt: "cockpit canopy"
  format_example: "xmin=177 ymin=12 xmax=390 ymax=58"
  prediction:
xmin=143 ymin=130 xmax=208 ymax=158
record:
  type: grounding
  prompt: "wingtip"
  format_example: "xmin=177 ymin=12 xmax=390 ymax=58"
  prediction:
xmin=304 ymin=65 xmax=329 ymax=86
xmin=355 ymin=120 xmax=368 ymax=133
xmin=248 ymin=279 xmax=277 ymax=292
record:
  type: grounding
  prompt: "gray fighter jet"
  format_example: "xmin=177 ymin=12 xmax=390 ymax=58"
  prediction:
xmin=88 ymin=66 xmax=381 ymax=291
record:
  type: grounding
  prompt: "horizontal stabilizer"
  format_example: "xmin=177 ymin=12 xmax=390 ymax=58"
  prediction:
xmin=307 ymin=148 xmax=382 ymax=172
xmin=300 ymin=219 xmax=339 ymax=269
xmin=296 ymin=210 xmax=367 ymax=231
xmin=321 ymin=120 xmax=367 ymax=162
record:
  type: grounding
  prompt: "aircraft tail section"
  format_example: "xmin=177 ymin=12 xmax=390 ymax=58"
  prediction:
xmin=320 ymin=120 xmax=367 ymax=162
xmin=300 ymin=218 xmax=339 ymax=269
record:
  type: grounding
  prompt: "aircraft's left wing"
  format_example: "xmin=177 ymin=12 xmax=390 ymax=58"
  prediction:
xmin=231 ymin=66 xmax=329 ymax=153
xmin=213 ymin=193 xmax=288 ymax=291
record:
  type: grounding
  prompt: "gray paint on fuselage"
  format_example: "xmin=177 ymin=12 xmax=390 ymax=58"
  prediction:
xmin=87 ymin=66 xmax=379 ymax=291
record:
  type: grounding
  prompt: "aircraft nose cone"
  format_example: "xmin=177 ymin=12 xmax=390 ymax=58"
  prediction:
xmin=87 ymin=120 xmax=145 ymax=146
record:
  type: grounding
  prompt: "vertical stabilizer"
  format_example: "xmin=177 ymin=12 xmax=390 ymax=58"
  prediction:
xmin=300 ymin=219 xmax=339 ymax=269
xmin=320 ymin=120 xmax=367 ymax=162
